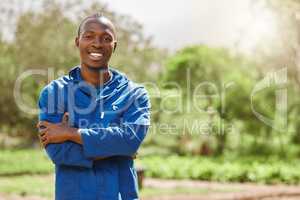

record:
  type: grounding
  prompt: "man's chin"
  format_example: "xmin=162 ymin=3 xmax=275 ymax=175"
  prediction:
xmin=86 ymin=65 xmax=108 ymax=72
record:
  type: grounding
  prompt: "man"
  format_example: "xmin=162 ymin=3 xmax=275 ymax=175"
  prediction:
xmin=37 ymin=13 xmax=150 ymax=200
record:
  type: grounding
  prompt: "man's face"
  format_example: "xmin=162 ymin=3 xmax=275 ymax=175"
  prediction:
xmin=75 ymin=18 xmax=117 ymax=69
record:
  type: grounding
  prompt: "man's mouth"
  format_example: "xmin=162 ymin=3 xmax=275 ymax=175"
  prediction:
xmin=88 ymin=52 xmax=103 ymax=61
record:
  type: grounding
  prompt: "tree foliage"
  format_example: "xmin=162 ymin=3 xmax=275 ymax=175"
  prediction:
xmin=159 ymin=45 xmax=284 ymax=155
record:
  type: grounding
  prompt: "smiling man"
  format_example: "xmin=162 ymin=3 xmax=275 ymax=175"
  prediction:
xmin=37 ymin=13 xmax=150 ymax=200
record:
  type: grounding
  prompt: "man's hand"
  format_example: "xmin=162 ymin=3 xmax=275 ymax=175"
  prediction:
xmin=37 ymin=113 xmax=77 ymax=147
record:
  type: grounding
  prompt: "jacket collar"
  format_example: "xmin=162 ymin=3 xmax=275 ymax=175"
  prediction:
xmin=68 ymin=66 xmax=82 ymax=83
xmin=68 ymin=66 xmax=129 ymax=100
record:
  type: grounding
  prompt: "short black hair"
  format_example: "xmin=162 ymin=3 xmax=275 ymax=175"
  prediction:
xmin=77 ymin=12 xmax=116 ymax=37
xmin=77 ymin=13 xmax=103 ymax=37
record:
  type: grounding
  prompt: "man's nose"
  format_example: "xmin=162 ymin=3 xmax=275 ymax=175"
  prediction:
xmin=92 ymin=37 xmax=104 ymax=48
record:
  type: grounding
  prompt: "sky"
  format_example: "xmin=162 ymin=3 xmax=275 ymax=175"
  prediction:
xmin=99 ymin=0 xmax=278 ymax=53
xmin=1 ymin=0 xmax=278 ymax=53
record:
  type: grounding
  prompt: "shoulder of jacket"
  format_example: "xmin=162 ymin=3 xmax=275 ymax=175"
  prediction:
xmin=125 ymin=81 xmax=150 ymax=104
xmin=127 ymin=80 xmax=148 ymax=94
xmin=40 ymin=75 xmax=71 ymax=95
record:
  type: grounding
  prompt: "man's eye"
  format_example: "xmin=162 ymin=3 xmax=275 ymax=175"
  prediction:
xmin=103 ymin=36 xmax=113 ymax=42
xmin=83 ymin=35 xmax=93 ymax=39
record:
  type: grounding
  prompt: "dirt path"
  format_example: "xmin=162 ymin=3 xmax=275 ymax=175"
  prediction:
xmin=1 ymin=178 xmax=300 ymax=200
xmin=143 ymin=178 xmax=300 ymax=200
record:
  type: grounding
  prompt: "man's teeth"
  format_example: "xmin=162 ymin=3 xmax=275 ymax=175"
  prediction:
xmin=90 ymin=53 xmax=103 ymax=57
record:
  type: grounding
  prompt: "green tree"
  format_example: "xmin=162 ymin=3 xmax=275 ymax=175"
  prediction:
xmin=259 ymin=0 xmax=300 ymax=147
xmin=163 ymin=45 xmax=277 ymax=155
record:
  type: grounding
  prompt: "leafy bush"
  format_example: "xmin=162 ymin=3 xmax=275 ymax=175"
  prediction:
xmin=2 ymin=149 xmax=300 ymax=185
xmin=137 ymin=155 xmax=300 ymax=184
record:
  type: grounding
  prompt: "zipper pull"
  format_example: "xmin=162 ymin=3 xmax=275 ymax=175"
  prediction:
xmin=100 ymin=112 xmax=104 ymax=119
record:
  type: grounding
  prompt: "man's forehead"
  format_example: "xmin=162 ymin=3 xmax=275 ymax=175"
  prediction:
xmin=80 ymin=18 xmax=116 ymax=36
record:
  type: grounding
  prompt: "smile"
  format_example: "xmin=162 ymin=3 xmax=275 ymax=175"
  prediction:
xmin=88 ymin=52 xmax=103 ymax=61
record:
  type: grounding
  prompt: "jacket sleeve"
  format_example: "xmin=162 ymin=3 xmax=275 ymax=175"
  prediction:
xmin=79 ymin=87 xmax=151 ymax=158
xmin=38 ymin=84 xmax=93 ymax=168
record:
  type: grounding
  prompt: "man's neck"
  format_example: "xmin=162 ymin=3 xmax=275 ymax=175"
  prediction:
xmin=80 ymin=65 xmax=111 ymax=87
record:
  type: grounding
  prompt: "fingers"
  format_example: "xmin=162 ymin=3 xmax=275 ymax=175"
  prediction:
xmin=39 ymin=133 xmax=51 ymax=147
xmin=38 ymin=127 xmax=48 ymax=135
xmin=41 ymin=137 xmax=49 ymax=147
xmin=38 ymin=127 xmax=49 ymax=147
xmin=62 ymin=112 xmax=69 ymax=125
xmin=38 ymin=129 xmax=48 ymax=145
xmin=39 ymin=134 xmax=47 ymax=147
xmin=37 ymin=121 xmax=51 ymax=129
xmin=39 ymin=133 xmax=47 ymax=142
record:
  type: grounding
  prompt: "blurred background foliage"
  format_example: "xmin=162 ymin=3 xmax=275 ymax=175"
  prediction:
xmin=0 ymin=0 xmax=300 ymax=184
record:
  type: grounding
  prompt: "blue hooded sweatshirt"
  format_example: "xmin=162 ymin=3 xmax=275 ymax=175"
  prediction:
xmin=38 ymin=66 xmax=150 ymax=200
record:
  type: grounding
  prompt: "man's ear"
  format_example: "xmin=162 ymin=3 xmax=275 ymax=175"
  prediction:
xmin=75 ymin=37 xmax=79 ymax=48
xmin=113 ymin=41 xmax=117 ymax=52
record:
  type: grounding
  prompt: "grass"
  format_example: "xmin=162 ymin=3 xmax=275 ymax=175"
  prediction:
xmin=0 ymin=174 xmax=54 ymax=199
xmin=0 ymin=149 xmax=53 ymax=176
xmin=0 ymin=174 xmax=239 ymax=199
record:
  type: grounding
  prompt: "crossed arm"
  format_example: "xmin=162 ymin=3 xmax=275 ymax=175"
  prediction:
xmin=38 ymin=85 xmax=150 ymax=168
xmin=37 ymin=118 xmax=128 ymax=161
xmin=38 ymin=118 xmax=143 ymax=163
